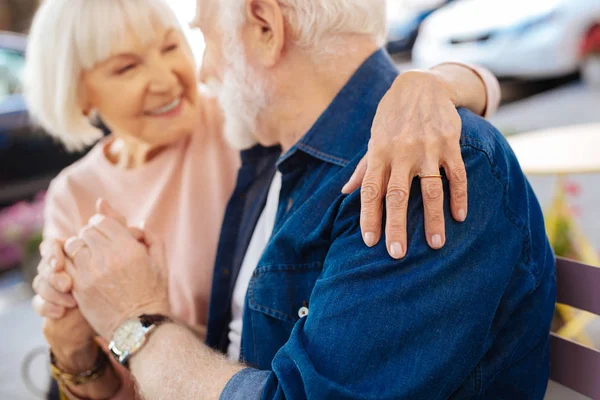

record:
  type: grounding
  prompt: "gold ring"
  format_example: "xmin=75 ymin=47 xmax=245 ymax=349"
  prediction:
xmin=68 ymin=244 xmax=87 ymax=260
xmin=418 ymin=174 xmax=443 ymax=179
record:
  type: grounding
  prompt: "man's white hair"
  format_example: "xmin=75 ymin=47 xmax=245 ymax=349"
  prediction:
xmin=24 ymin=0 xmax=182 ymax=151
xmin=219 ymin=0 xmax=387 ymax=50
xmin=214 ymin=0 xmax=387 ymax=150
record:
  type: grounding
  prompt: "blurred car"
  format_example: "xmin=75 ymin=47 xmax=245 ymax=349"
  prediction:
xmin=412 ymin=0 xmax=600 ymax=81
xmin=386 ymin=0 xmax=453 ymax=54
xmin=0 ymin=31 xmax=86 ymax=207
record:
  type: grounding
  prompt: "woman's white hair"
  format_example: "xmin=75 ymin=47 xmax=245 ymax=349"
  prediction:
xmin=219 ymin=0 xmax=387 ymax=50
xmin=24 ymin=0 xmax=182 ymax=151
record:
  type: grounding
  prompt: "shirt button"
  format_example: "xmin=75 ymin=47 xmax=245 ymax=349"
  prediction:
xmin=286 ymin=198 xmax=293 ymax=212
xmin=298 ymin=306 xmax=309 ymax=318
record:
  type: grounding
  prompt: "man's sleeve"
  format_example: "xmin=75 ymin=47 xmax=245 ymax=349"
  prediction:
xmin=222 ymin=133 xmax=528 ymax=400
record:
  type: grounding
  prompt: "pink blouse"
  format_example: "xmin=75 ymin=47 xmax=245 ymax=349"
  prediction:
xmin=44 ymin=102 xmax=240 ymax=328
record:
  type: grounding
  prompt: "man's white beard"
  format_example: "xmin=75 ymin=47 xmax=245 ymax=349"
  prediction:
xmin=216 ymin=38 xmax=269 ymax=150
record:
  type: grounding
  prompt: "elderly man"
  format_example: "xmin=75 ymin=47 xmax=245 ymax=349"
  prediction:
xmin=56 ymin=0 xmax=555 ymax=399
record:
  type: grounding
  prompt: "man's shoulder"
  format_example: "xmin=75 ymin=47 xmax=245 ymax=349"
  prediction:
xmin=334 ymin=108 xmax=530 ymax=240
xmin=456 ymin=108 xmax=514 ymax=174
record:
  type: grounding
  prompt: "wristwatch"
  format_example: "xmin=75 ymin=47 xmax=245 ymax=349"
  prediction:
xmin=108 ymin=314 xmax=172 ymax=368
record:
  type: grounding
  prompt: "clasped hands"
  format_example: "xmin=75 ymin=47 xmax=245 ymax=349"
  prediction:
xmin=35 ymin=199 xmax=170 ymax=346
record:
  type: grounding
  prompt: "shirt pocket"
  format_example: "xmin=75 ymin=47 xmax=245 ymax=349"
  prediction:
xmin=248 ymin=262 xmax=322 ymax=324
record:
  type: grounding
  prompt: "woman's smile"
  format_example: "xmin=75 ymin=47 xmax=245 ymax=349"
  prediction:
xmin=144 ymin=96 xmax=184 ymax=118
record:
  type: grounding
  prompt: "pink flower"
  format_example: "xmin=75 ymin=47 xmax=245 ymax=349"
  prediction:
xmin=0 ymin=244 xmax=23 ymax=270
xmin=570 ymin=205 xmax=582 ymax=218
xmin=0 ymin=191 xmax=46 ymax=268
xmin=564 ymin=181 xmax=582 ymax=197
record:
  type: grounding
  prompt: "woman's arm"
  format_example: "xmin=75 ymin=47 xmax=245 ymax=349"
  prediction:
xmin=432 ymin=62 xmax=501 ymax=118
xmin=343 ymin=63 xmax=501 ymax=259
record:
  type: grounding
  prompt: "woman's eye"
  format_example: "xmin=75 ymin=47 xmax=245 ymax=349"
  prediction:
xmin=116 ymin=64 xmax=137 ymax=75
xmin=163 ymin=44 xmax=178 ymax=53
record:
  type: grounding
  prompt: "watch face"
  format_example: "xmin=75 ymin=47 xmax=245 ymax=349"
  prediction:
xmin=113 ymin=319 xmax=146 ymax=353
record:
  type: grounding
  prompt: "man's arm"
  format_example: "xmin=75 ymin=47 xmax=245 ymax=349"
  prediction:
xmin=129 ymin=324 xmax=243 ymax=400
xmin=117 ymin=126 xmax=516 ymax=400
xmin=111 ymin=113 xmax=513 ymax=400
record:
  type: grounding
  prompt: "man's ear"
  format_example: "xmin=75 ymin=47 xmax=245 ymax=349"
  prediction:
xmin=245 ymin=0 xmax=285 ymax=67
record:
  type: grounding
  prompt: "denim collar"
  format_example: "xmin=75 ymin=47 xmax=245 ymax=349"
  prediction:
xmin=277 ymin=48 xmax=398 ymax=170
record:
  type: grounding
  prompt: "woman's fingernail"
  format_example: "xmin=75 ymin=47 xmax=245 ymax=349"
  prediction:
xmin=89 ymin=214 xmax=104 ymax=226
xmin=50 ymin=259 xmax=58 ymax=271
xmin=432 ymin=234 xmax=443 ymax=249
xmin=364 ymin=232 xmax=377 ymax=247
xmin=341 ymin=183 xmax=350 ymax=193
xmin=458 ymin=209 xmax=466 ymax=222
xmin=390 ymin=242 xmax=404 ymax=259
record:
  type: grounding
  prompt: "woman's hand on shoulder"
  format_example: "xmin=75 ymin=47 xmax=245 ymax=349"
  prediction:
xmin=343 ymin=70 xmax=468 ymax=259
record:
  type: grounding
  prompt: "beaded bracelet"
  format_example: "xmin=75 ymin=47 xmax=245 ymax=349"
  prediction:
xmin=50 ymin=348 xmax=108 ymax=386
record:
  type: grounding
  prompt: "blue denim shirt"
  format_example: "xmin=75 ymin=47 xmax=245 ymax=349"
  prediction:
xmin=207 ymin=49 xmax=556 ymax=399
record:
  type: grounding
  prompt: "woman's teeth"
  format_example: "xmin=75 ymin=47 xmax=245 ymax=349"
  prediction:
xmin=147 ymin=97 xmax=181 ymax=115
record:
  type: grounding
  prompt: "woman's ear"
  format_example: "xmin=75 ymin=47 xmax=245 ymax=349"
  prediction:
xmin=82 ymin=106 xmax=93 ymax=117
xmin=245 ymin=0 xmax=285 ymax=67
xmin=77 ymin=79 xmax=93 ymax=116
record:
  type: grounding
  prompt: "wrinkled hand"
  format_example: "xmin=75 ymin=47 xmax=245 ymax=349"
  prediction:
xmin=64 ymin=200 xmax=169 ymax=340
xmin=342 ymin=70 xmax=467 ymax=259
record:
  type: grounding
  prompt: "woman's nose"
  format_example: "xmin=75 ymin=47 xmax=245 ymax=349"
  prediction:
xmin=148 ymin=63 xmax=178 ymax=93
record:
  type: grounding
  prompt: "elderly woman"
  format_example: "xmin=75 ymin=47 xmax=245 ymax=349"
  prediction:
xmin=26 ymin=0 xmax=500 ymax=398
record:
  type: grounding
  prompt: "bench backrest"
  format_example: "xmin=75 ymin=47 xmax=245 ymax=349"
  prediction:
xmin=550 ymin=257 xmax=600 ymax=398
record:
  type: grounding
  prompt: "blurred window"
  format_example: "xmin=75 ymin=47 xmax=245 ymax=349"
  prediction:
xmin=168 ymin=0 xmax=205 ymax=62
xmin=0 ymin=47 xmax=24 ymax=102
